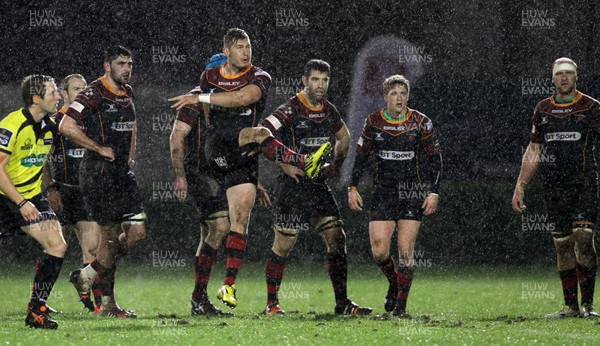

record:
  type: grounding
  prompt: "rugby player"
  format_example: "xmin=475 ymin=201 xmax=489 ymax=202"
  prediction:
xmin=348 ymin=75 xmax=442 ymax=317
xmin=259 ymin=59 xmax=372 ymax=316
xmin=170 ymin=53 xmax=232 ymax=316
xmin=169 ymin=28 xmax=329 ymax=309
xmin=512 ymin=57 xmax=599 ymax=318
xmin=46 ymin=74 xmax=100 ymax=312
xmin=60 ymin=46 xmax=145 ymax=318
xmin=0 ymin=75 xmax=65 ymax=329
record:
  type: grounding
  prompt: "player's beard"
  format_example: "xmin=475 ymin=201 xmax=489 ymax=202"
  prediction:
xmin=307 ymin=88 xmax=326 ymax=104
xmin=111 ymin=70 xmax=129 ymax=86
xmin=556 ymin=84 xmax=575 ymax=98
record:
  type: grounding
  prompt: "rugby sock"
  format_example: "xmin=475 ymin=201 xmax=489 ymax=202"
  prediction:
xmin=577 ymin=264 xmax=597 ymax=305
xmin=82 ymin=259 xmax=99 ymax=281
xmin=261 ymin=136 xmax=304 ymax=168
xmin=559 ymin=268 xmax=579 ymax=309
xmin=396 ymin=266 xmax=415 ymax=312
xmin=30 ymin=255 xmax=64 ymax=304
xmin=92 ymin=274 xmax=102 ymax=306
xmin=327 ymin=253 xmax=348 ymax=307
xmin=91 ymin=261 xmax=115 ymax=298
xmin=107 ymin=268 xmax=116 ymax=298
xmin=266 ymin=250 xmax=286 ymax=305
xmin=75 ymin=262 xmax=93 ymax=305
xmin=83 ymin=262 xmax=102 ymax=304
xmin=192 ymin=244 xmax=218 ymax=301
xmin=378 ymin=256 xmax=398 ymax=287
xmin=224 ymin=232 xmax=247 ymax=286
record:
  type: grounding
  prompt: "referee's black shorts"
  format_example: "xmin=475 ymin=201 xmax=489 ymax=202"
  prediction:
xmin=0 ymin=193 xmax=58 ymax=237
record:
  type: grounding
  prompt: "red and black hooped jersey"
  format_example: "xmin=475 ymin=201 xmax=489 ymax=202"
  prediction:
xmin=530 ymin=91 xmax=600 ymax=183
xmin=50 ymin=107 xmax=86 ymax=185
xmin=176 ymin=103 xmax=208 ymax=174
xmin=352 ymin=107 xmax=441 ymax=192
xmin=260 ymin=92 xmax=344 ymax=155
xmin=65 ymin=76 xmax=136 ymax=165
xmin=194 ymin=64 xmax=271 ymax=144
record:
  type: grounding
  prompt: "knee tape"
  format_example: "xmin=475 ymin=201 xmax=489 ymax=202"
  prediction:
xmin=315 ymin=218 xmax=343 ymax=233
xmin=122 ymin=212 xmax=146 ymax=225
xmin=552 ymin=229 xmax=573 ymax=241
xmin=274 ymin=224 xmax=300 ymax=237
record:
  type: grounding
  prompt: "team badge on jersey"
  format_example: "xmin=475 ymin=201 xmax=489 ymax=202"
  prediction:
xmin=0 ymin=128 xmax=13 ymax=147
xmin=213 ymin=156 xmax=228 ymax=168
xmin=297 ymin=120 xmax=309 ymax=129
xmin=105 ymin=104 xmax=118 ymax=113
xmin=20 ymin=138 xmax=33 ymax=150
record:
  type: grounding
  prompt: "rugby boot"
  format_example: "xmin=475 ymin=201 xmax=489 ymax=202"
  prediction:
xmin=77 ymin=291 xmax=94 ymax=312
xmin=303 ymin=142 xmax=332 ymax=179
xmin=98 ymin=296 xmax=136 ymax=318
xmin=263 ymin=302 xmax=286 ymax=315
xmin=216 ymin=284 xmax=237 ymax=308
xmin=581 ymin=303 xmax=599 ymax=318
xmin=546 ymin=305 xmax=580 ymax=319
xmin=25 ymin=303 xmax=58 ymax=329
xmin=69 ymin=268 xmax=94 ymax=299
xmin=27 ymin=301 xmax=61 ymax=315
xmin=384 ymin=283 xmax=398 ymax=312
xmin=334 ymin=299 xmax=373 ymax=316
xmin=191 ymin=297 xmax=233 ymax=317
xmin=392 ymin=306 xmax=412 ymax=319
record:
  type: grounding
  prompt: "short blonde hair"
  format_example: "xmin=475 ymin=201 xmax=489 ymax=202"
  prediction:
xmin=383 ymin=75 xmax=410 ymax=95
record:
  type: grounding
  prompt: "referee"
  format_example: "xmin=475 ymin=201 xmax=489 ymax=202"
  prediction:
xmin=0 ymin=75 xmax=66 ymax=329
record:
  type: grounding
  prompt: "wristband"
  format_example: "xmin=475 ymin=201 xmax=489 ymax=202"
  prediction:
xmin=516 ymin=180 xmax=527 ymax=192
xmin=18 ymin=199 xmax=28 ymax=208
xmin=197 ymin=93 xmax=211 ymax=104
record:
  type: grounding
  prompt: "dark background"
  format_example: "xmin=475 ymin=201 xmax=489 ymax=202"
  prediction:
xmin=1 ymin=0 xmax=599 ymax=266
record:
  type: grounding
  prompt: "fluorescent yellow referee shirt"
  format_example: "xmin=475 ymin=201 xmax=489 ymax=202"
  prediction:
xmin=0 ymin=108 xmax=55 ymax=198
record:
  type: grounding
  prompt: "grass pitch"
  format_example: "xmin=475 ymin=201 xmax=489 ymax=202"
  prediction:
xmin=1 ymin=262 xmax=599 ymax=345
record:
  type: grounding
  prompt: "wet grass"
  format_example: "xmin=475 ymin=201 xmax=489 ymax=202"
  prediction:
xmin=1 ymin=263 xmax=599 ymax=345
